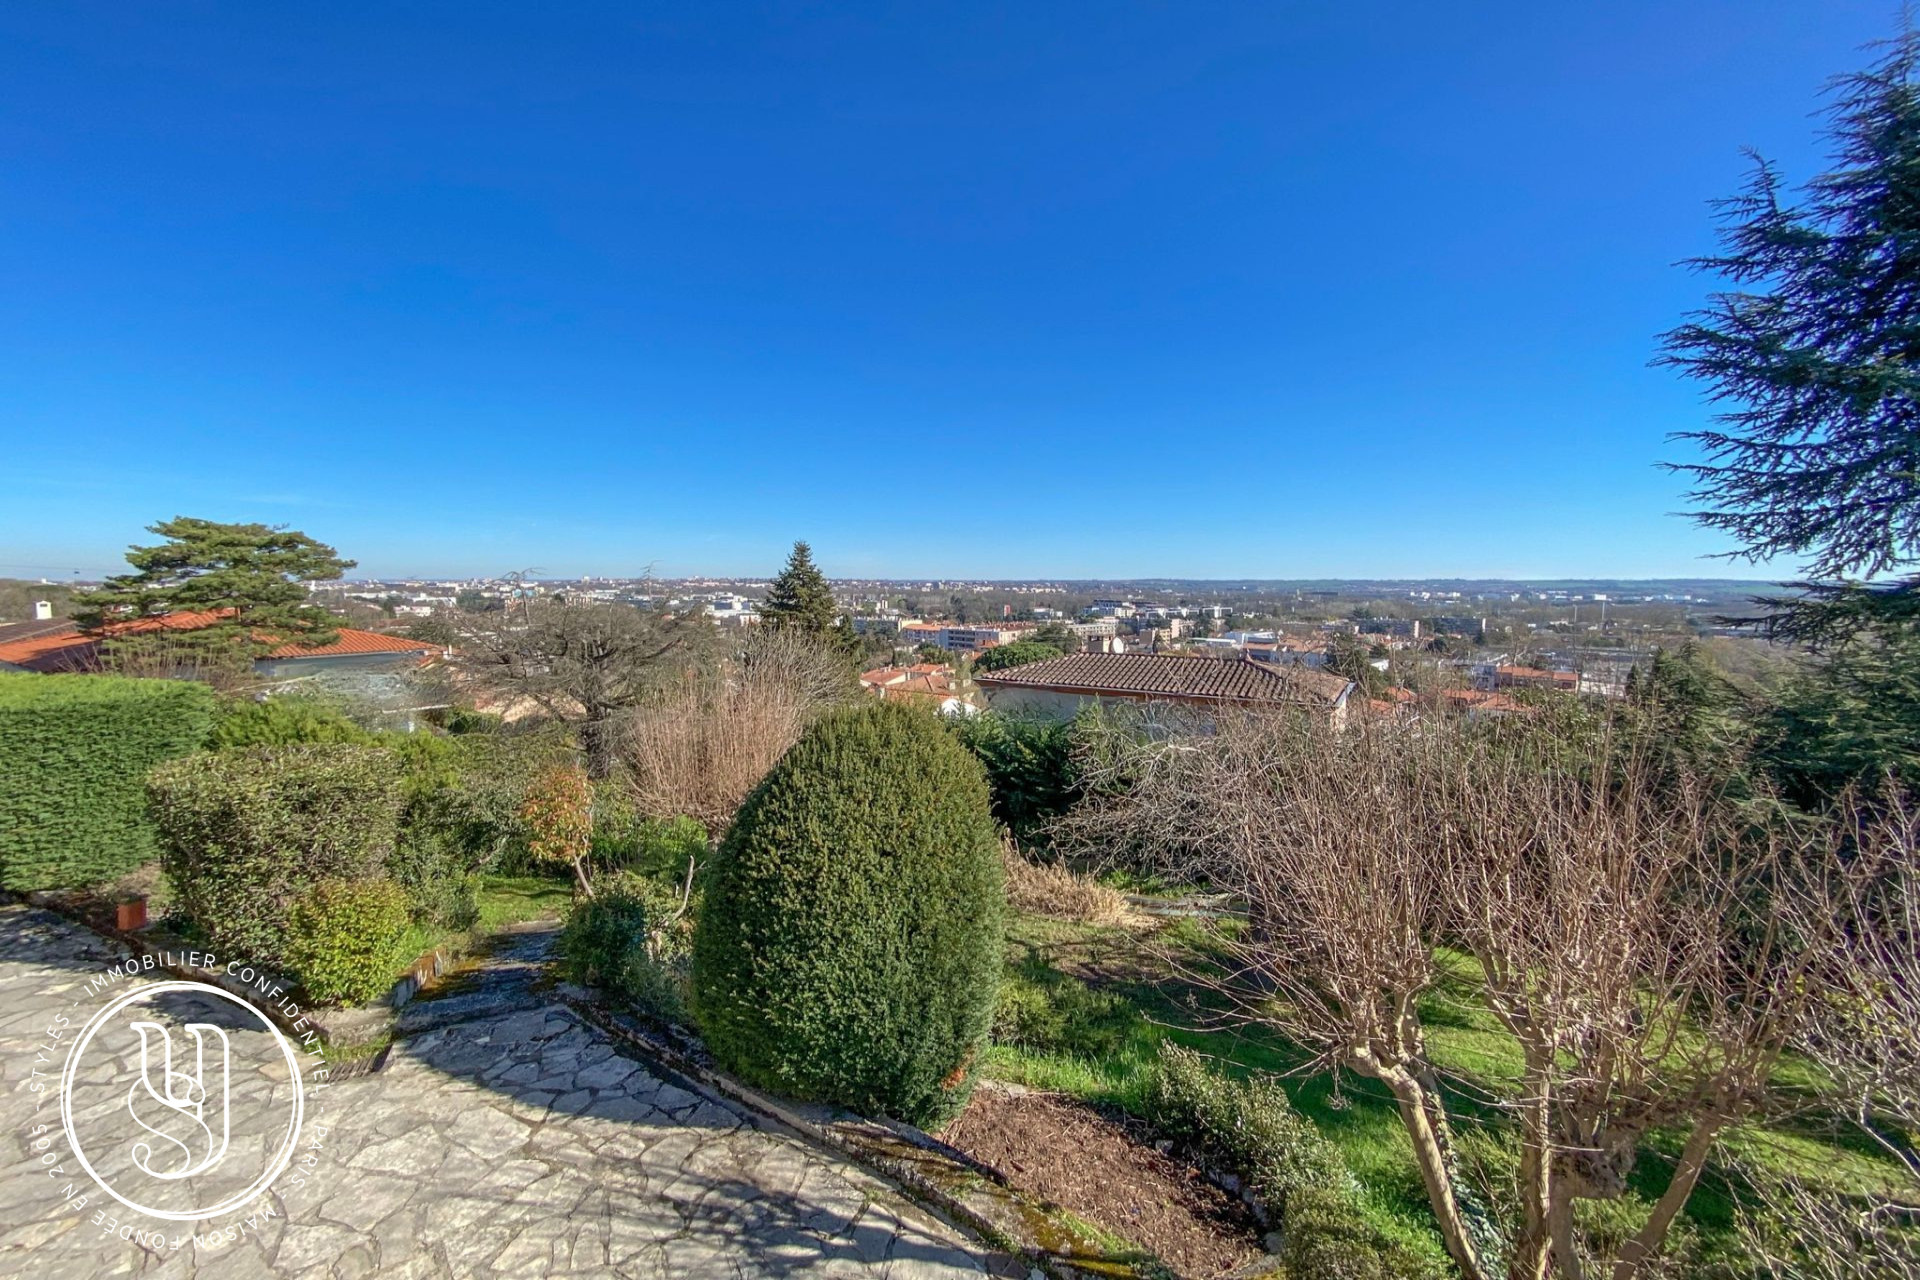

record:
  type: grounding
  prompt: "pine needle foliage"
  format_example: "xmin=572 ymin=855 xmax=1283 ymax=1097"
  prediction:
xmin=73 ymin=517 xmax=355 ymax=664
xmin=1660 ymin=33 xmax=1920 ymax=625
xmin=691 ymin=701 xmax=1004 ymax=1127
xmin=760 ymin=540 xmax=839 ymax=636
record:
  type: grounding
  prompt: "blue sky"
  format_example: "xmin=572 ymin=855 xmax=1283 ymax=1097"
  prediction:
xmin=0 ymin=3 xmax=1896 ymax=581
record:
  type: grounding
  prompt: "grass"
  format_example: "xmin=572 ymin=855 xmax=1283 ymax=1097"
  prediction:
xmin=981 ymin=903 xmax=1916 ymax=1275
xmin=395 ymin=872 xmax=575 ymax=965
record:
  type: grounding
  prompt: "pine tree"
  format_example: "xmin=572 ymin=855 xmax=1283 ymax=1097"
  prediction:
xmin=74 ymin=517 xmax=355 ymax=667
xmin=1660 ymin=32 xmax=1920 ymax=637
xmin=761 ymin=540 xmax=838 ymax=636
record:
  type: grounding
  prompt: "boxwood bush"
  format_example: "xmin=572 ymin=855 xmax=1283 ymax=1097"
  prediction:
xmin=691 ymin=701 xmax=1004 ymax=1127
xmin=284 ymin=877 xmax=412 ymax=1005
xmin=0 ymin=673 xmax=216 ymax=889
xmin=147 ymin=743 xmax=402 ymax=966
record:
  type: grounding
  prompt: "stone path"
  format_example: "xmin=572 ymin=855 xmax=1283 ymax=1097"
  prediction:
xmin=0 ymin=905 xmax=999 ymax=1279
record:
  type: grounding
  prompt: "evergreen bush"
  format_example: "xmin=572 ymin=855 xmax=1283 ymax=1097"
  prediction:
xmin=560 ymin=871 xmax=692 ymax=1021
xmin=1282 ymin=1187 xmax=1436 ymax=1280
xmin=0 ymin=673 xmax=216 ymax=889
xmin=147 ymin=743 xmax=402 ymax=966
xmin=284 ymin=877 xmax=412 ymax=1005
xmin=691 ymin=701 xmax=1004 ymax=1126
xmin=206 ymin=696 xmax=374 ymax=750
xmin=1147 ymin=1042 xmax=1348 ymax=1213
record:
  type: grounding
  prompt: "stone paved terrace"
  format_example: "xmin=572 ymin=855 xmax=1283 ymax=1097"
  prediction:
xmin=0 ymin=905 xmax=1000 ymax=1279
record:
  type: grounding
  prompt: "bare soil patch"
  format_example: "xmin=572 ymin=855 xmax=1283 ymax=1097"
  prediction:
xmin=940 ymin=1086 xmax=1264 ymax=1279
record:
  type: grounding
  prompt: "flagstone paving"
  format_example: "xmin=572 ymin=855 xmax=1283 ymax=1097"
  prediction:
xmin=0 ymin=905 xmax=998 ymax=1279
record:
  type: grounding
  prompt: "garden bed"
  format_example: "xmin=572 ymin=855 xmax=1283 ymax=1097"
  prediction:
xmin=941 ymin=1084 xmax=1266 ymax=1280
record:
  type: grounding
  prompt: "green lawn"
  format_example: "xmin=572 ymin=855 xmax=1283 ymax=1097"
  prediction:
xmin=982 ymin=906 xmax=1914 ymax=1275
xmin=395 ymin=872 xmax=574 ymax=966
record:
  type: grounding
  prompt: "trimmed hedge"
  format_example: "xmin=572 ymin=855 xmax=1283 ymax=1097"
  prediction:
xmin=0 ymin=673 xmax=216 ymax=889
xmin=692 ymin=701 xmax=1004 ymax=1127
xmin=147 ymin=744 xmax=402 ymax=966
xmin=284 ymin=877 xmax=412 ymax=1005
xmin=207 ymin=696 xmax=374 ymax=750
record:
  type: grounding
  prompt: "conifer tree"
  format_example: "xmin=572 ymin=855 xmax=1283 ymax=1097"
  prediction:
xmin=1661 ymin=32 xmax=1920 ymax=637
xmin=74 ymin=517 xmax=354 ymax=667
xmin=760 ymin=540 xmax=838 ymax=636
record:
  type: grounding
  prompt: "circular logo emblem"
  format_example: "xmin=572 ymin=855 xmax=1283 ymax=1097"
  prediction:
xmin=60 ymin=980 xmax=306 ymax=1222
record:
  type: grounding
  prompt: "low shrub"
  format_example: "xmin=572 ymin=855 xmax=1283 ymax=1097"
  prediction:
xmin=0 ymin=673 xmax=216 ymax=889
xmin=1147 ymin=1042 xmax=1348 ymax=1213
xmin=207 ymin=696 xmax=374 ymax=750
xmin=440 ymin=706 xmax=502 ymax=735
xmin=147 ymin=744 xmax=403 ymax=967
xmin=393 ymin=728 xmax=572 ymax=878
xmin=560 ymin=871 xmax=693 ymax=1022
xmin=991 ymin=955 xmax=1135 ymax=1057
xmin=1282 ymin=1187 xmax=1435 ymax=1280
xmin=1147 ymin=1045 xmax=1432 ymax=1278
xmin=284 ymin=877 xmax=413 ymax=1005
xmin=387 ymin=824 xmax=481 ymax=929
xmin=692 ymin=702 xmax=1004 ymax=1127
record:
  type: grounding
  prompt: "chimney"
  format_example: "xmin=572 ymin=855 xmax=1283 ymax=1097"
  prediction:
xmin=32 ymin=600 xmax=53 ymax=621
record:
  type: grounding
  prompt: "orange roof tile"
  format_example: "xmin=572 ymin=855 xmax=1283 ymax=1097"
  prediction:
xmin=0 ymin=611 xmax=437 ymax=674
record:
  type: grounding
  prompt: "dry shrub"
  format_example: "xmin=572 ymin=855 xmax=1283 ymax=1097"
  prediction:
xmin=1001 ymin=836 xmax=1134 ymax=926
xmin=617 ymin=629 xmax=855 ymax=833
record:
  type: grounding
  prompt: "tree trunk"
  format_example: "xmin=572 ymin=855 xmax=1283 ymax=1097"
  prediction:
xmin=1610 ymin=1115 xmax=1725 ymax=1280
xmin=580 ymin=715 xmax=617 ymax=780
xmin=1380 ymin=1068 xmax=1498 ymax=1280
xmin=1508 ymin=1056 xmax=1556 ymax=1280
xmin=1548 ymin=1193 xmax=1584 ymax=1280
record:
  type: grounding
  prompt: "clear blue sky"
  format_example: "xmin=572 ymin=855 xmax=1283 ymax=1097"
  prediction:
xmin=0 ymin=3 xmax=1896 ymax=581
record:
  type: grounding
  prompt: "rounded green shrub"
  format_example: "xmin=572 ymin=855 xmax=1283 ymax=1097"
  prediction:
xmin=284 ymin=877 xmax=413 ymax=1005
xmin=147 ymin=743 xmax=402 ymax=966
xmin=691 ymin=701 xmax=1004 ymax=1126
xmin=560 ymin=871 xmax=692 ymax=1021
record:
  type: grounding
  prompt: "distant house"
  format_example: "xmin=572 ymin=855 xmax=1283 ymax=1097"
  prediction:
xmin=975 ymin=651 xmax=1354 ymax=725
xmin=857 ymin=663 xmax=976 ymax=717
xmin=1440 ymin=688 xmax=1532 ymax=718
xmin=0 ymin=610 xmax=442 ymax=678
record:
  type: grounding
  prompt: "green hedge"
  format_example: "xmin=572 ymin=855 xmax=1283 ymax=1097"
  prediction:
xmin=692 ymin=702 xmax=1004 ymax=1127
xmin=147 ymin=744 xmax=402 ymax=967
xmin=207 ymin=696 xmax=374 ymax=750
xmin=0 ymin=673 xmax=216 ymax=890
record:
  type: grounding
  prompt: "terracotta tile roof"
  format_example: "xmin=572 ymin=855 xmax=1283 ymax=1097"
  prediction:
xmin=1442 ymin=689 xmax=1532 ymax=715
xmin=975 ymin=652 xmax=1352 ymax=708
xmin=0 ymin=611 xmax=437 ymax=673
xmin=1494 ymin=665 xmax=1577 ymax=687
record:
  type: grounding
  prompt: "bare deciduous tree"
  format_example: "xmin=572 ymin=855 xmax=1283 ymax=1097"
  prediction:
xmin=1744 ymin=800 xmax=1920 ymax=1279
xmin=454 ymin=598 xmax=713 ymax=778
xmin=1065 ymin=709 xmax=1869 ymax=1280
